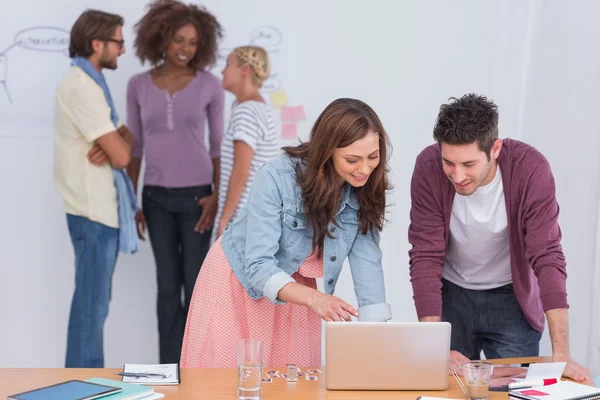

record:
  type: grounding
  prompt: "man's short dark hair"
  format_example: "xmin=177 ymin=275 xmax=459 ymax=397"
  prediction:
xmin=433 ymin=94 xmax=499 ymax=158
xmin=69 ymin=9 xmax=124 ymax=58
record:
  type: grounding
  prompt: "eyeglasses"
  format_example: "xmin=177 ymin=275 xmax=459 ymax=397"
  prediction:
xmin=103 ymin=38 xmax=125 ymax=49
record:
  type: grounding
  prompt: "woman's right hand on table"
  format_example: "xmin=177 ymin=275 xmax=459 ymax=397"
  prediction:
xmin=308 ymin=291 xmax=358 ymax=322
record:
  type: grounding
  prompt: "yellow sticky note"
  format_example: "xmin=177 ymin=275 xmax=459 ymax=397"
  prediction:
xmin=270 ymin=90 xmax=288 ymax=108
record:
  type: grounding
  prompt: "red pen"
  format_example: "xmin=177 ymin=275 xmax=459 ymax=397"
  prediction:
xmin=508 ymin=378 xmax=558 ymax=390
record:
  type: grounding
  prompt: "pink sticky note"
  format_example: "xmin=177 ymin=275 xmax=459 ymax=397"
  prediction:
xmin=520 ymin=390 xmax=549 ymax=396
xmin=282 ymin=123 xmax=297 ymax=139
xmin=294 ymin=106 xmax=306 ymax=121
xmin=281 ymin=105 xmax=307 ymax=122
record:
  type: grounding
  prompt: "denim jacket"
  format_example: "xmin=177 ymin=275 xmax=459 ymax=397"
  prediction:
xmin=221 ymin=154 xmax=391 ymax=322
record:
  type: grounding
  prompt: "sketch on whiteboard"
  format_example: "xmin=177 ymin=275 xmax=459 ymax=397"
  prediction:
xmin=249 ymin=26 xmax=282 ymax=50
xmin=0 ymin=55 xmax=8 ymax=103
xmin=0 ymin=26 xmax=69 ymax=103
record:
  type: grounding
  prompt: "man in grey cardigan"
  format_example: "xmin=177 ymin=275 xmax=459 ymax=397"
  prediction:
xmin=408 ymin=93 xmax=590 ymax=383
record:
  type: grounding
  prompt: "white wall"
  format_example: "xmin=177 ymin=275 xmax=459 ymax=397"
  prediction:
xmin=1 ymin=0 xmax=597 ymax=369
xmin=516 ymin=0 xmax=600 ymax=373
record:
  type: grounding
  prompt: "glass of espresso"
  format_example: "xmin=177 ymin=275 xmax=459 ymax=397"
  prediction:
xmin=457 ymin=362 xmax=494 ymax=400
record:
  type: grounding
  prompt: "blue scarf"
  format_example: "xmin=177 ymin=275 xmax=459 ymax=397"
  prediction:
xmin=72 ymin=56 xmax=138 ymax=254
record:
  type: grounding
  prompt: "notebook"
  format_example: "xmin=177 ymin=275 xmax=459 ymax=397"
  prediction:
xmin=510 ymin=381 xmax=600 ymax=400
xmin=121 ymin=363 xmax=180 ymax=385
xmin=84 ymin=378 xmax=155 ymax=400
xmin=6 ymin=380 xmax=121 ymax=400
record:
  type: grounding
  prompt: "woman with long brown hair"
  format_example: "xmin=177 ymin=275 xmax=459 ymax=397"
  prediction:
xmin=181 ymin=98 xmax=392 ymax=368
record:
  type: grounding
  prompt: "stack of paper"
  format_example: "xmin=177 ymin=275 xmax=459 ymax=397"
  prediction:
xmin=508 ymin=362 xmax=600 ymax=400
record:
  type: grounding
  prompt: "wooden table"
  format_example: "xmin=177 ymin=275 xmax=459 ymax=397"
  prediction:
xmin=0 ymin=357 xmax=550 ymax=399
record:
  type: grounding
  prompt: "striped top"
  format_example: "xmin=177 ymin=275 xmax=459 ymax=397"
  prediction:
xmin=215 ymin=100 xmax=280 ymax=233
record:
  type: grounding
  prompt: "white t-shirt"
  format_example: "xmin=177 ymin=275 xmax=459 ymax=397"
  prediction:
xmin=214 ymin=100 xmax=279 ymax=235
xmin=443 ymin=166 xmax=512 ymax=290
xmin=53 ymin=66 xmax=121 ymax=228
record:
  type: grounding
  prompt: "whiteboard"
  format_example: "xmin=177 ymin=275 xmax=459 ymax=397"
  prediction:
xmin=0 ymin=15 xmax=306 ymax=142
xmin=8 ymin=0 xmax=581 ymax=369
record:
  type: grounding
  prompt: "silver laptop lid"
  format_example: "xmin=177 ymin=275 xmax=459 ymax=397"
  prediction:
xmin=325 ymin=321 xmax=451 ymax=390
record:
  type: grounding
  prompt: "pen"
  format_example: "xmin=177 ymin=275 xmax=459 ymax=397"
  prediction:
xmin=114 ymin=372 xmax=167 ymax=378
xmin=508 ymin=378 xmax=558 ymax=390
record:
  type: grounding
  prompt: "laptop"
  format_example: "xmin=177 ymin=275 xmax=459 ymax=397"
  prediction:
xmin=325 ymin=321 xmax=451 ymax=390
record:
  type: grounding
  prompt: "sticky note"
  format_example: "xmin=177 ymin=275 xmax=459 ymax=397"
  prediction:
xmin=270 ymin=89 xmax=288 ymax=107
xmin=282 ymin=123 xmax=297 ymax=139
xmin=519 ymin=390 xmax=549 ymax=396
xmin=281 ymin=105 xmax=306 ymax=122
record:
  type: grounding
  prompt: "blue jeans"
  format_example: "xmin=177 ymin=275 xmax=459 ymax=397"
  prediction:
xmin=142 ymin=185 xmax=212 ymax=364
xmin=441 ymin=278 xmax=542 ymax=360
xmin=65 ymin=214 xmax=119 ymax=368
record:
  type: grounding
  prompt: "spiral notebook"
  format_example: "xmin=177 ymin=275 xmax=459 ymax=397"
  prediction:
xmin=121 ymin=363 xmax=180 ymax=385
xmin=510 ymin=381 xmax=600 ymax=400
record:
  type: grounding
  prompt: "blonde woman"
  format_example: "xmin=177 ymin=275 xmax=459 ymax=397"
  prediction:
xmin=213 ymin=46 xmax=279 ymax=238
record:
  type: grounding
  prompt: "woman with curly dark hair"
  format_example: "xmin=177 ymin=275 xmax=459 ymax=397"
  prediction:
xmin=125 ymin=0 xmax=224 ymax=364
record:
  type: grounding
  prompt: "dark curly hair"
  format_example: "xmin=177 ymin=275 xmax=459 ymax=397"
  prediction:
xmin=133 ymin=0 xmax=222 ymax=70
xmin=433 ymin=93 xmax=499 ymax=159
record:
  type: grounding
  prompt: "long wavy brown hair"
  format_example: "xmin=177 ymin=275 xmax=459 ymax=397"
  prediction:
xmin=283 ymin=98 xmax=391 ymax=258
xmin=133 ymin=0 xmax=222 ymax=70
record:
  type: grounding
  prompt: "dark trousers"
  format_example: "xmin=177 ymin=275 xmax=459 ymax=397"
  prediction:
xmin=441 ymin=278 xmax=542 ymax=360
xmin=143 ymin=185 xmax=212 ymax=364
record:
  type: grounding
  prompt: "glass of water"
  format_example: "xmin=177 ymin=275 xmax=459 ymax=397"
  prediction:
xmin=237 ymin=338 xmax=264 ymax=400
